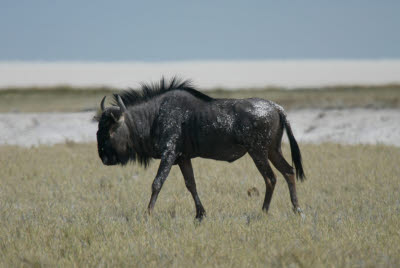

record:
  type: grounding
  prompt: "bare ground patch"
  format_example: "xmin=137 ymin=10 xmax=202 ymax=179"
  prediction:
xmin=1 ymin=108 xmax=400 ymax=147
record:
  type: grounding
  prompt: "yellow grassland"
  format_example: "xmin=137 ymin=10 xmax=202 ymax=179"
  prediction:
xmin=0 ymin=143 xmax=399 ymax=267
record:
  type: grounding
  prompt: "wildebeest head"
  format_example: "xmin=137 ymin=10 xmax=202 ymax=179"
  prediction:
xmin=96 ymin=95 xmax=132 ymax=166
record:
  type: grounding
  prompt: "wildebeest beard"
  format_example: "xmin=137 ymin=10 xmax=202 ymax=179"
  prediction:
xmin=95 ymin=77 xmax=306 ymax=220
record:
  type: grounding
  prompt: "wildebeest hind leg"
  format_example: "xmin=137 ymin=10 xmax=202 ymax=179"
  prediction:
xmin=249 ymin=150 xmax=276 ymax=212
xmin=178 ymin=159 xmax=206 ymax=220
xmin=269 ymin=150 xmax=303 ymax=216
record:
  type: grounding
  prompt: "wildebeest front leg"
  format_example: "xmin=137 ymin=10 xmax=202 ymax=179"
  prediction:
xmin=147 ymin=152 xmax=176 ymax=215
xmin=178 ymin=159 xmax=206 ymax=220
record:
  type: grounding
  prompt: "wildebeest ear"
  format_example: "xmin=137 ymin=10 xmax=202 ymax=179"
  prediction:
xmin=110 ymin=111 xmax=124 ymax=123
xmin=116 ymin=95 xmax=127 ymax=113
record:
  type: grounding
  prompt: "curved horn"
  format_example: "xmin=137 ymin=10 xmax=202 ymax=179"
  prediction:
xmin=100 ymin=96 xmax=106 ymax=111
xmin=117 ymin=95 xmax=127 ymax=113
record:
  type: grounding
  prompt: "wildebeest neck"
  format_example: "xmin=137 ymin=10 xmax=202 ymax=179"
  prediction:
xmin=125 ymin=101 xmax=162 ymax=164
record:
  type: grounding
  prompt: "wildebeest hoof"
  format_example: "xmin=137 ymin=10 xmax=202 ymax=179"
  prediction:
xmin=147 ymin=208 xmax=153 ymax=216
xmin=261 ymin=207 xmax=270 ymax=213
xmin=195 ymin=217 xmax=204 ymax=223
xmin=195 ymin=211 xmax=206 ymax=222
xmin=294 ymin=207 xmax=305 ymax=220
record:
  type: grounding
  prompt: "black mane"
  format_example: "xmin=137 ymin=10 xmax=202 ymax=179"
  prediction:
xmin=112 ymin=77 xmax=213 ymax=107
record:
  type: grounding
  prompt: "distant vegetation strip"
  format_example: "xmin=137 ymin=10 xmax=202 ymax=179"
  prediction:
xmin=0 ymin=84 xmax=399 ymax=113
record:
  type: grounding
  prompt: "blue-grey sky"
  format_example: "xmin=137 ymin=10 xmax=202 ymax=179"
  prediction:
xmin=0 ymin=1 xmax=399 ymax=61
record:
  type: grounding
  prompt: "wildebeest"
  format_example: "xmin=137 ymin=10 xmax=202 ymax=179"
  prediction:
xmin=96 ymin=77 xmax=305 ymax=220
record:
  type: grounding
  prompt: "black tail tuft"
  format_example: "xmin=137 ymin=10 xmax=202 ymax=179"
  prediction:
xmin=279 ymin=112 xmax=305 ymax=181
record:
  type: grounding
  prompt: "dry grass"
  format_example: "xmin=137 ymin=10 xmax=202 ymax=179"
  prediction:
xmin=0 ymin=143 xmax=399 ymax=267
xmin=0 ymin=85 xmax=399 ymax=112
xmin=0 ymin=86 xmax=112 ymax=113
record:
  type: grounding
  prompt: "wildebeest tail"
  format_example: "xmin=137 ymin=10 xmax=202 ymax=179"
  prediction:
xmin=279 ymin=111 xmax=305 ymax=181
